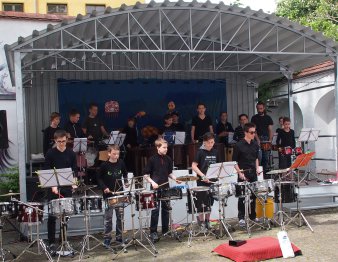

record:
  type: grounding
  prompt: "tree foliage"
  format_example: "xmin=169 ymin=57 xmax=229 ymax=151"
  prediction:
xmin=276 ymin=0 xmax=338 ymax=41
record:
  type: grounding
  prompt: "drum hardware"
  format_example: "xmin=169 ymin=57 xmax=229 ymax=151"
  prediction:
xmin=12 ymin=198 xmax=53 ymax=262
xmin=113 ymin=178 xmax=158 ymax=260
xmin=0 ymin=215 xmax=16 ymax=261
xmin=0 ymin=192 xmax=20 ymax=197
xmin=78 ymin=184 xmax=103 ymax=261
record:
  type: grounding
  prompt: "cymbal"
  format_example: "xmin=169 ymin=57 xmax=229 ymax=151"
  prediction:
xmin=176 ymin=176 xmax=198 ymax=182
xmin=0 ymin=192 xmax=20 ymax=197
xmin=266 ymin=168 xmax=289 ymax=175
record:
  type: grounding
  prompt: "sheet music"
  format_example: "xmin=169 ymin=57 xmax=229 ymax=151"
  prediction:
xmin=115 ymin=133 xmax=126 ymax=146
xmin=298 ymin=128 xmax=320 ymax=142
xmin=108 ymin=131 xmax=120 ymax=144
xmin=37 ymin=168 xmax=74 ymax=188
xmin=73 ymin=138 xmax=87 ymax=152
xmin=206 ymin=162 xmax=237 ymax=180
xmin=175 ymin=131 xmax=186 ymax=145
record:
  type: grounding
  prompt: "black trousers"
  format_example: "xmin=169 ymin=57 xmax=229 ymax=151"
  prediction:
xmin=237 ymin=172 xmax=257 ymax=220
xmin=278 ymin=153 xmax=291 ymax=169
xmin=150 ymin=200 xmax=170 ymax=234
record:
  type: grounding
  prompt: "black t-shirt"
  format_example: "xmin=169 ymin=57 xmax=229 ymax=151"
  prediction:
xmin=82 ymin=116 xmax=105 ymax=141
xmin=97 ymin=160 xmax=128 ymax=199
xmin=232 ymin=139 xmax=259 ymax=172
xmin=122 ymin=126 xmax=138 ymax=147
xmin=234 ymin=125 xmax=245 ymax=142
xmin=43 ymin=126 xmax=60 ymax=155
xmin=44 ymin=147 xmax=77 ymax=199
xmin=193 ymin=148 xmax=219 ymax=175
xmin=173 ymin=123 xmax=185 ymax=132
xmin=143 ymin=154 xmax=173 ymax=188
xmin=276 ymin=129 xmax=295 ymax=148
xmin=251 ymin=114 xmax=273 ymax=138
xmin=216 ymin=121 xmax=234 ymax=144
xmin=191 ymin=115 xmax=212 ymax=141
xmin=64 ymin=121 xmax=85 ymax=138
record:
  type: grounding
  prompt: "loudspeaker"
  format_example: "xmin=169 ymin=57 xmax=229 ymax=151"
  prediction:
xmin=0 ymin=110 xmax=9 ymax=149
xmin=26 ymin=177 xmax=46 ymax=202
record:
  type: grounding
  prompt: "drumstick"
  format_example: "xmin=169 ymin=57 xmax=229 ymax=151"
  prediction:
xmin=157 ymin=181 xmax=170 ymax=188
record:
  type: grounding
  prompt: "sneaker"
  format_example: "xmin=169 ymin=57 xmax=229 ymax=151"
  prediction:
xmin=149 ymin=232 xmax=159 ymax=243
xmin=103 ymin=238 xmax=111 ymax=249
xmin=239 ymin=219 xmax=246 ymax=228
xmin=254 ymin=218 xmax=261 ymax=223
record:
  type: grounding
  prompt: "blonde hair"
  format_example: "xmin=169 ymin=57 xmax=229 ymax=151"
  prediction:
xmin=107 ymin=144 xmax=120 ymax=152
xmin=154 ymin=138 xmax=167 ymax=148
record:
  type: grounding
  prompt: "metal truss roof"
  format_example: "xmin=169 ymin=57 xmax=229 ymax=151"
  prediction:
xmin=5 ymin=0 xmax=338 ymax=84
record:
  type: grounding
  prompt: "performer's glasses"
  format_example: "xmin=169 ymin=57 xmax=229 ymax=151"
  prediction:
xmin=248 ymin=131 xmax=256 ymax=134
xmin=56 ymin=140 xmax=67 ymax=144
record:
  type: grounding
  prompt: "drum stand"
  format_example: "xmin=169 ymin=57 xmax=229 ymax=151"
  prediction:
xmin=0 ymin=216 xmax=16 ymax=262
xmin=162 ymin=200 xmax=182 ymax=241
xmin=55 ymin=212 xmax=76 ymax=261
xmin=215 ymin=186 xmax=233 ymax=240
xmin=113 ymin=193 xmax=157 ymax=260
xmin=78 ymin=191 xmax=103 ymax=261
xmin=273 ymin=178 xmax=292 ymax=230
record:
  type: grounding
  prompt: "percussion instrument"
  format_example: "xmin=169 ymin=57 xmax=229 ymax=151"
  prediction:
xmin=187 ymin=187 xmax=211 ymax=214
xmin=106 ymin=195 xmax=130 ymax=207
xmin=274 ymin=182 xmax=296 ymax=203
xmin=252 ymin=179 xmax=275 ymax=195
xmin=75 ymin=196 xmax=103 ymax=213
xmin=280 ymin=146 xmax=293 ymax=155
xmin=17 ymin=202 xmax=44 ymax=223
xmin=135 ymin=190 xmax=157 ymax=211
xmin=0 ymin=202 xmax=17 ymax=217
xmin=157 ymin=187 xmax=182 ymax=201
xmin=256 ymin=197 xmax=274 ymax=219
xmin=260 ymin=141 xmax=272 ymax=151
xmin=176 ymin=176 xmax=198 ymax=182
xmin=294 ymin=147 xmax=303 ymax=156
xmin=210 ymin=183 xmax=233 ymax=200
xmin=233 ymin=182 xmax=248 ymax=198
xmin=49 ymin=198 xmax=75 ymax=215
xmin=0 ymin=192 xmax=20 ymax=197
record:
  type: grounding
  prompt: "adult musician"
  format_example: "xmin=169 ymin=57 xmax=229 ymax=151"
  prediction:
xmin=97 ymin=145 xmax=129 ymax=247
xmin=43 ymin=112 xmax=61 ymax=155
xmin=44 ymin=130 xmax=77 ymax=248
xmin=82 ymin=103 xmax=109 ymax=143
xmin=143 ymin=138 xmax=180 ymax=243
xmin=232 ymin=123 xmax=260 ymax=228
xmin=191 ymin=103 xmax=213 ymax=143
xmin=191 ymin=132 xmax=219 ymax=229
xmin=233 ymin=114 xmax=249 ymax=142
xmin=63 ymin=109 xmax=85 ymax=139
xmin=276 ymin=117 xmax=295 ymax=169
xmin=216 ymin=112 xmax=234 ymax=145
xmin=251 ymin=102 xmax=273 ymax=173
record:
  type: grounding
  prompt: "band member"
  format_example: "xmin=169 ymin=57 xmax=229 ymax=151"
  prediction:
xmin=63 ymin=109 xmax=85 ymax=139
xmin=97 ymin=145 xmax=129 ymax=247
xmin=276 ymin=117 xmax=295 ymax=169
xmin=232 ymin=123 xmax=260 ymax=227
xmin=44 ymin=130 xmax=77 ymax=247
xmin=191 ymin=103 xmax=213 ymax=143
xmin=160 ymin=113 xmax=176 ymax=135
xmin=82 ymin=103 xmax=109 ymax=142
xmin=234 ymin=114 xmax=249 ymax=142
xmin=171 ymin=111 xmax=185 ymax=131
xmin=191 ymin=132 xmax=219 ymax=229
xmin=251 ymin=102 xmax=273 ymax=173
xmin=276 ymin=116 xmax=284 ymax=135
xmin=143 ymin=138 xmax=180 ymax=243
xmin=43 ymin=112 xmax=61 ymax=155
xmin=122 ymin=117 xmax=138 ymax=149
xmin=216 ymin=112 xmax=234 ymax=145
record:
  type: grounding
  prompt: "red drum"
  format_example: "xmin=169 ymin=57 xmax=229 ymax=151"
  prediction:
xmin=260 ymin=142 xmax=272 ymax=151
xmin=280 ymin=146 xmax=293 ymax=155
xmin=294 ymin=147 xmax=303 ymax=156
xmin=17 ymin=202 xmax=44 ymax=223
xmin=135 ymin=190 xmax=157 ymax=211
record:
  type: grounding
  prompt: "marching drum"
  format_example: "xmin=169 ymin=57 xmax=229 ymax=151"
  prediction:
xmin=75 ymin=196 xmax=103 ymax=214
xmin=49 ymin=198 xmax=75 ymax=215
xmin=260 ymin=141 xmax=272 ymax=151
xmin=252 ymin=179 xmax=275 ymax=195
xmin=17 ymin=202 xmax=44 ymax=223
xmin=274 ymin=182 xmax=296 ymax=203
xmin=135 ymin=190 xmax=157 ymax=211
xmin=106 ymin=195 xmax=130 ymax=208
xmin=157 ymin=187 xmax=182 ymax=201
xmin=0 ymin=202 xmax=17 ymax=217
xmin=210 ymin=183 xmax=234 ymax=200
xmin=187 ymin=187 xmax=211 ymax=214
xmin=256 ymin=197 xmax=274 ymax=219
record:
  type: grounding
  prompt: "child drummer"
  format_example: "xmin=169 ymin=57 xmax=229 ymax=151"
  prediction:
xmin=97 ymin=145 xmax=129 ymax=248
xmin=276 ymin=117 xmax=296 ymax=169
xmin=143 ymin=138 xmax=181 ymax=243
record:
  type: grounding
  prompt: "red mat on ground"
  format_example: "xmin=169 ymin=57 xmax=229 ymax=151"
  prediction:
xmin=213 ymin=236 xmax=301 ymax=262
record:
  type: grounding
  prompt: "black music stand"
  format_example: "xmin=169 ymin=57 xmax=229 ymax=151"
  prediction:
xmin=38 ymin=168 xmax=76 ymax=261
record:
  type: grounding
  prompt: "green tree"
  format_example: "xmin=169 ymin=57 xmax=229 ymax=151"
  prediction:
xmin=276 ymin=0 xmax=338 ymax=41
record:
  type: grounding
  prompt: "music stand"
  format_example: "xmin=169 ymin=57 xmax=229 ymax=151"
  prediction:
xmin=73 ymin=138 xmax=87 ymax=153
xmin=174 ymin=132 xmax=186 ymax=145
xmin=287 ymin=152 xmax=315 ymax=232
xmin=163 ymin=132 xmax=175 ymax=145
xmin=37 ymin=168 xmax=77 ymax=261
xmin=206 ymin=162 xmax=236 ymax=239
xmin=107 ymin=131 xmax=120 ymax=145
xmin=298 ymin=128 xmax=320 ymax=182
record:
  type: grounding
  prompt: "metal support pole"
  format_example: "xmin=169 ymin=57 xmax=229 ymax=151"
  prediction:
xmin=334 ymin=57 xmax=338 ymax=170
xmin=287 ymin=76 xmax=295 ymax=129
xmin=14 ymin=51 xmax=27 ymax=202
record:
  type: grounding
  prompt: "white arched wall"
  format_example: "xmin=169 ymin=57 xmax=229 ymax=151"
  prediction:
xmin=314 ymin=90 xmax=336 ymax=171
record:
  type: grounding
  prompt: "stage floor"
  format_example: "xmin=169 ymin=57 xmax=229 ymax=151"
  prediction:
xmin=4 ymin=207 xmax=338 ymax=261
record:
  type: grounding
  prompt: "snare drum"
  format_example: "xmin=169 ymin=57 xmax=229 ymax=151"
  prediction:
xmin=187 ymin=187 xmax=211 ymax=214
xmin=49 ymin=198 xmax=75 ymax=215
xmin=0 ymin=202 xmax=17 ymax=217
xmin=253 ymin=179 xmax=275 ymax=195
xmin=210 ymin=183 xmax=233 ymax=200
xmin=294 ymin=147 xmax=303 ymax=156
xmin=261 ymin=142 xmax=272 ymax=151
xmin=106 ymin=195 xmax=130 ymax=208
xmin=76 ymin=196 xmax=103 ymax=213
xmin=274 ymin=182 xmax=296 ymax=203
xmin=17 ymin=202 xmax=44 ymax=223
xmin=157 ymin=187 xmax=182 ymax=201
xmin=135 ymin=191 xmax=157 ymax=211
xmin=280 ymin=146 xmax=293 ymax=155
